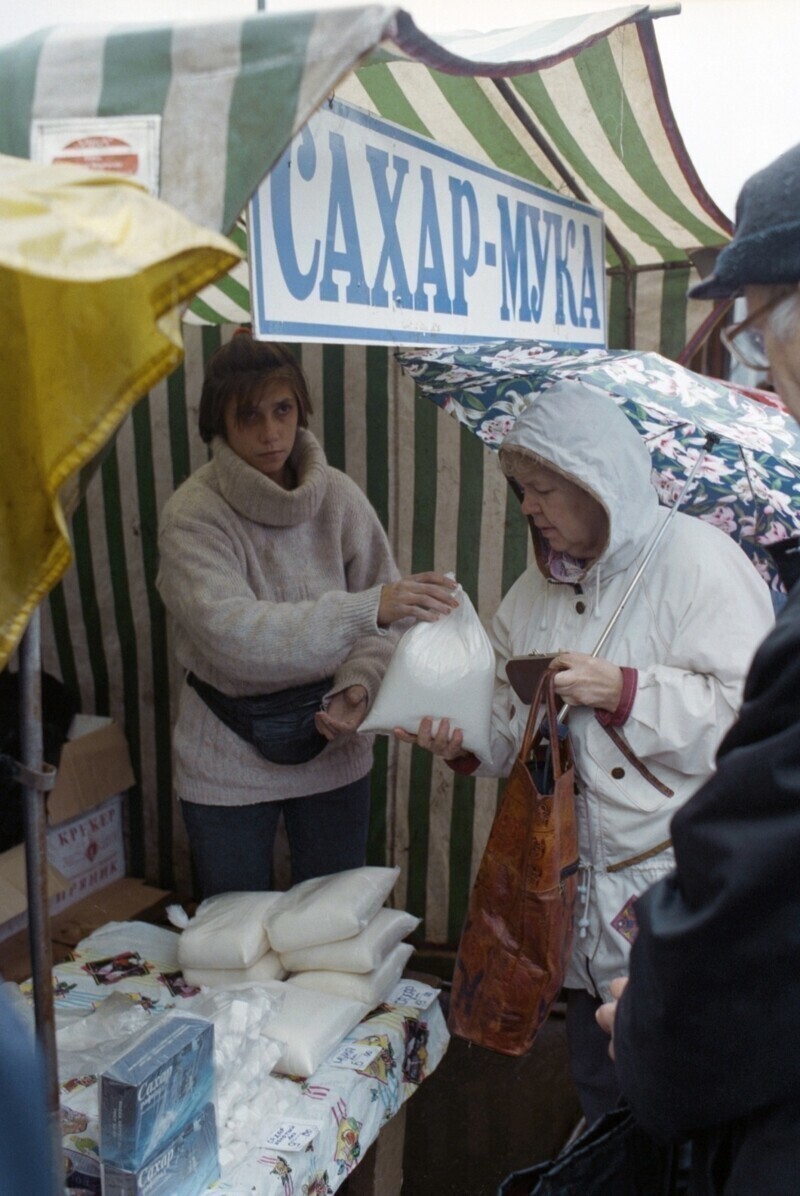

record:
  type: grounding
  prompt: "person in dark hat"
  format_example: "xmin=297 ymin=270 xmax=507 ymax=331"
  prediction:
xmin=597 ymin=142 xmax=800 ymax=1195
xmin=692 ymin=141 xmax=800 ymax=414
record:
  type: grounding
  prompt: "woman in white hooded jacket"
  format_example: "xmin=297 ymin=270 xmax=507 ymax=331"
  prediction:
xmin=398 ymin=380 xmax=775 ymax=1125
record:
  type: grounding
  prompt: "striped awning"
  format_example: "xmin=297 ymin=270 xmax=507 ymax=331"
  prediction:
xmin=0 ymin=5 xmax=730 ymax=352
xmin=0 ymin=6 xmax=736 ymax=942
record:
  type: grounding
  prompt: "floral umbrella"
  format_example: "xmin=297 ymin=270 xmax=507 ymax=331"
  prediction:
xmin=396 ymin=339 xmax=800 ymax=592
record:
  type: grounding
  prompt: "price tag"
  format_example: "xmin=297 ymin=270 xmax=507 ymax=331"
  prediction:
xmin=328 ymin=1041 xmax=383 ymax=1070
xmin=261 ymin=1118 xmax=323 ymax=1152
xmin=386 ymin=979 xmax=440 ymax=1010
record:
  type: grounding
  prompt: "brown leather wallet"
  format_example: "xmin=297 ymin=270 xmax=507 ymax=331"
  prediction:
xmin=505 ymin=654 xmax=561 ymax=704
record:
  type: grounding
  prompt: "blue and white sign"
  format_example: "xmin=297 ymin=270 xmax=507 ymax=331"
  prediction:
xmin=249 ymin=99 xmax=606 ymax=348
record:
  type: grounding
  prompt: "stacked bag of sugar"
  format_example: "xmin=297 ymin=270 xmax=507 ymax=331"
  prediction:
xmin=269 ymin=869 xmax=419 ymax=1007
xmin=169 ymin=867 xmax=419 ymax=1079
xmin=173 ymin=892 xmax=287 ymax=986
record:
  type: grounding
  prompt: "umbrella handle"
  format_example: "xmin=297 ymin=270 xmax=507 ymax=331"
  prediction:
xmin=554 ymin=432 xmax=719 ymax=726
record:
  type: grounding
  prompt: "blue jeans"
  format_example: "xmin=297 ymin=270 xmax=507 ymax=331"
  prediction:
xmin=180 ymin=775 xmax=371 ymax=899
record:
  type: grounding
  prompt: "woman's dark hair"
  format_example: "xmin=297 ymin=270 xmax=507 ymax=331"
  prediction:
xmin=198 ymin=333 xmax=313 ymax=444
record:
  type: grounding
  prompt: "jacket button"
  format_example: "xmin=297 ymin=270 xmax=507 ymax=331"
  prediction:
xmin=576 ymin=601 xmax=586 ymax=613
xmin=611 ymin=766 xmax=625 ymax=779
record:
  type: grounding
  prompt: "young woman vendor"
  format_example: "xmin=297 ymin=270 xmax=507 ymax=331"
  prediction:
xmin=157 ymin=332 xmax=456 ymax=898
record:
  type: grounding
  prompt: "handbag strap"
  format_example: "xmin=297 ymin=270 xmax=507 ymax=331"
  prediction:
xmin=518 ymin=669 xmax=570 ymax=780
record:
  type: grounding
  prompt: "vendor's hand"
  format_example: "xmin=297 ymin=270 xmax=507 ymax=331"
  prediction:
xmin=551 ymin=652 xmax=623 ymax=712
xmin=378 ymin=572 xmax=459 ymax=627
xmin=315 ymin=685 xmax=369 ymax=742
xmin=394 ymin=717 xmax=468 ymax=761
xmin=596 ymin=976 xmax=629 ymax=1060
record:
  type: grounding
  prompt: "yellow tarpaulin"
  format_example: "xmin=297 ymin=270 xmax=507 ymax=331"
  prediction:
xmin=0 ymin=154 xmax=241 ymax=668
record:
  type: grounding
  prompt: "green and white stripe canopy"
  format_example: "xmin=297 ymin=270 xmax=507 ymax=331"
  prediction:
xmin=0 ymin=6 xmax=733 ymax=948
xmin=1 ymin=4 xmax=729 ymax=353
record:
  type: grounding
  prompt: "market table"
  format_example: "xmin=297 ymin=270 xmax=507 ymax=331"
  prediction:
xmin=19 ymin=920 xmax=449 ymax=1195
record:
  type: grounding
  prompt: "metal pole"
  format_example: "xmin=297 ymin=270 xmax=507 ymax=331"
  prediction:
xmin=20 ymin=609 xmax=64 ymax=1195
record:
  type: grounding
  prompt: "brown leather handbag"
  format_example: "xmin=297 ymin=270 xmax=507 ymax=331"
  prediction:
xmin=448 ymin=669 xmax=579 ymax=1055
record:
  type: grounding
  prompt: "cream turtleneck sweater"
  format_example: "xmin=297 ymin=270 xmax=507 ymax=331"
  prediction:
xmin=157 ymin=429 xmax=400 ymax=805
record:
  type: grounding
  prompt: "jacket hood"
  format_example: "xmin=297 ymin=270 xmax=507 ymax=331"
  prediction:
xmin=498 ymin=380 xmax=662 ymax=583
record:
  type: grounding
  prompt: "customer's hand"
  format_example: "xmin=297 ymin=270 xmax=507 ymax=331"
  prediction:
xmin=315 ymin=685 xmax=369 ymax=742
xmin=552 ymin=652 xmax=623 ymax=712
xmin=394 ymin=717 xmax=468 ymax=760
xmin=596 ymin=976 xmax=629 ymax=1060
xmin=378 ymin=573 xmax=459 ymax=627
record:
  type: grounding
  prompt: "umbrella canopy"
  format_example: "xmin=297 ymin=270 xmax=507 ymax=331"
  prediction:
xmin=0 ymin=153 xmax=241 ymax=668
xmin=397 ymin=339 xmax=800 ymax=591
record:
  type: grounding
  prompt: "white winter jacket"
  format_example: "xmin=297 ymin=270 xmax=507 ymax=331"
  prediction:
xmin=478 ymin=382 xmax=775 ymax=1000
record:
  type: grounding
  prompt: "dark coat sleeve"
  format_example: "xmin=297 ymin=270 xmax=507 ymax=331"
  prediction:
xmin=613 ymin=586 xmax=800 ymax=1141
xmin=0 ymin=991 xmax=56 ymax=1194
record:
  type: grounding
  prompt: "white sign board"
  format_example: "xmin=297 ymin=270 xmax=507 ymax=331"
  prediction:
xmin=31 ymin=115 xmax=162 ymax=196
xmin=249 ymin=99 xmax=606 ymax=348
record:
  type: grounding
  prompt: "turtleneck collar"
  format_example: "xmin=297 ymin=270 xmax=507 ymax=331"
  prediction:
xmin=211 ymin=427 xmax=329 ymax=527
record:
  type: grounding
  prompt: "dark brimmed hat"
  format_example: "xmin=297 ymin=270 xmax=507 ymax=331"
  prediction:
xmin=689 ymin=142 xmax=800 ymax=300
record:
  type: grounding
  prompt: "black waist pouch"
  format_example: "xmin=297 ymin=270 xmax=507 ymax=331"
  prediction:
xmin=186 ymin=673 xmax=332 ymax=766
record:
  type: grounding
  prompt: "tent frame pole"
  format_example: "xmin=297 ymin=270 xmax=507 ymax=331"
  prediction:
xmin=20 ymin=609 xmax=63 ymax=1196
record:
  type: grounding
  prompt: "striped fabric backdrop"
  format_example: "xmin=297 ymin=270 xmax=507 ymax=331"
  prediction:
xmin=5 ymin=6 xmax=733 ymax=954
xmin=39 ymin=329 xmax=529 ymax=952
xmin=344 ymin=16 xmax=730 ymax=357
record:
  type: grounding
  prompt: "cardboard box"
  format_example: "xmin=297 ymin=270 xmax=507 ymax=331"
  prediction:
xmin=0 ymin=842 xmax=69 ymax=924
xmin=0 ymin=716 xmax=134 ymax=940
xmin=48 ymin=716 xmax=135 ymax=826
xmin=101 ymin=1103 xmax=219 ymax=1196
xmin=0 ymin=878 xmax=173 ymax=984
xmin=0 ymin=794 xmax=126 ymax=943
xmin=49 ymin=792 xmax=126 ymax=911
xmin=100 ymin=1017 xmax=215 ymax=1171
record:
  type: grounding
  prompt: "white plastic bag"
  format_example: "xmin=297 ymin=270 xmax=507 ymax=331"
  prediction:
xmin=176 ymin=986 xmax=286 ymax=1160
xmin=263 ymin=866 xmax=400 ymax=953
xmin=360 ymin=581 xmax=495 ymax=759
xmin=181 ymin=952 xmax=286 ymax=988
xmin=257 ymin=981 xmax=370 ymax=1077
xmin=278 ymin=907 xmax=419 ymax=974
xmin=286 ymin=941 xmax=414 ymax=1007
xmin=176 ymin=892 xmax=283 ymax=970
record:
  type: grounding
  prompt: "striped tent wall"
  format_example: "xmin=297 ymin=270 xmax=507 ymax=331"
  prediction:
xmin=39 ymin=328 xmax=530 ymax=953
xmin=6 ymin=6 xmax=733 ymax=954
xmin=335 ymin=17 xmax=731 ymax=355
xmin=37 ymin=273 xmax=723 ymax=952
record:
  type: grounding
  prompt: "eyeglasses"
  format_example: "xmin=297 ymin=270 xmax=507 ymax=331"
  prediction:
xmin=720 ymin=290 xmax=795 ymax=371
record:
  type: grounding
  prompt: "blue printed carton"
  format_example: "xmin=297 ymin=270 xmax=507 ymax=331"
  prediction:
xmin=101 ymin=1102 xmax=219 ymax=1196
xmin=100 ymin=1016 xmax=214 ymax=1171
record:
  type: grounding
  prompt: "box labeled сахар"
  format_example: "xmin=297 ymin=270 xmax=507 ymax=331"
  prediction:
xmin=101 ymin=1102 xmax=219 ymax=1196
xmin=100 ymin=1016 xmax=214 ymax=1171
